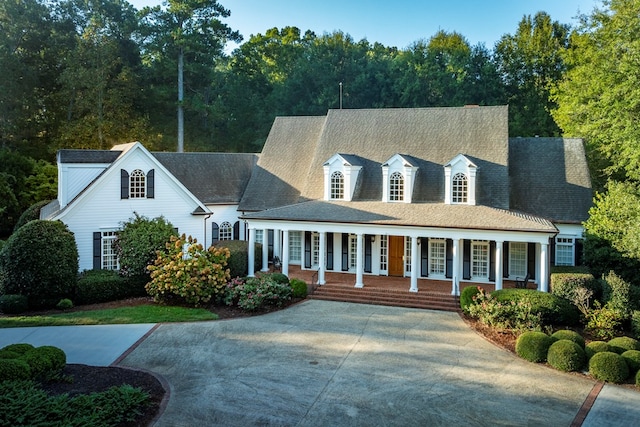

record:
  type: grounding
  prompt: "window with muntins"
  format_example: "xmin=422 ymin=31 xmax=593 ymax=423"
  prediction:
xmin=471 ymin=241 xmax=489 ymax=278
xmin=289 ymin=231 xmax=302 ymax=262
xmin=452 ymin=173 xmax=467 ymax=203
xmin=509 ymin=242 xmax=527 ymax=277
xmin=130 ymin=169 xmax=146 ymax=198
xmin=405 ymin=237 xmax=412 ymax=274
xmin=330 ymin=171 xmax=344 ymax=200
xmin=102 ymin=231 xmax=118 ymax=270
xmin=348 ymin=234 xmax=357 ymax=270
xmin=556 ymin=237 xmax=575 ymax=266
xmin=429 ymin=239 xmax=446 ymax=276
xmin=255 ymin=229 xmax=263 ymax=244
xmin=219 ymin=221 xmax=233 ymax=240
xmin=379 ymin=235 xmax=388 ymax=271
xmin=389 ymin=172 xmax=404 ymax=201
xmin=312 ymin=233 xmax=320 ymax=266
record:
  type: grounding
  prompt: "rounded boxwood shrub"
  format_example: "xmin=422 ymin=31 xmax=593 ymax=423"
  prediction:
xmin=621 ymin=350 xmax=640 ymax=373
xmin=586 ymin=341 xmax=611 ymax=360
xmin=214 ymin=240 xmax=262 ymax=278
xmin=547 ymin=339 xmax=586 ymax=372
xmin=1 ymin=343 xmax=35 ymax=355
xmin=516 ymin=331 xmax=554 ymax=363
xmin=551 ymin=330 xmax=585 ymax=348
xmin=0 ymin=359 xmax=32 ymax=381
xmin=636 ymin=369 xmax=640 ymax=388
xmin=589 ymin=351 xmax=630 ymax=384
xmin=21 ymin=346 xmax=66 ymax=379
xmin=0 ymin=350 xmax=20 ymax=359
xmin=608 ymin=336 xmax=640 ymax=354
xmin=0 ymin=294 xmax=29 ymax=314
xmin=13 ymin=199 xmax=51 ymax=232
xmin=290 ymin=278 xmax=308 ymax=298
xmin=56 ymin=298 xmax=73 ymax=310
xmin=0 ymin=220 xmax=78 ymax=309
xmin=460 ymin=286 xmax=482 ymax=313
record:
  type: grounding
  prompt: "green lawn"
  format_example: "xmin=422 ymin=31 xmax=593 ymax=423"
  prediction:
xmin=0 ymin=305 xmax=218 ymax=328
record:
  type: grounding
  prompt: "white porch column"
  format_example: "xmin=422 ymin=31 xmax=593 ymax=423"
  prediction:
xmin=282 ymin=230 xmax=290 ymax=277
xmin=273 ymin=229 xmax=281 ymax=259
xmin=355 ymin=233 xmax=364 ymax=288
xmin=248 ymin=228 xmax=256 ymax=277
xmin=452 ymin=238 xmax=461 ymax=296
xmin=318 ymin=232 xmax=326 ymax=285
xmin=495 ymin=240 xmax=503 ymax=291
xmin=410 ymin=237 xmax=419 ymax=292
xmin=261 ymin=228 xmax=269 ymax=272
xmin=540 ymin=242 xmax=549 ymax=292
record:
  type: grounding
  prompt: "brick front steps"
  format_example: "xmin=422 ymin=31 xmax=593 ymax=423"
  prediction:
xmin=308 ymin=284 xmax=460 ymax=312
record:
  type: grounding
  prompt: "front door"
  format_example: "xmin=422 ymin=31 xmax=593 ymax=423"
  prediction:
xmin=389 ymin=235 xmax=404 ymax=276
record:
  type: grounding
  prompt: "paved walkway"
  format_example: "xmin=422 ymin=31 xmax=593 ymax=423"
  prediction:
xmin=2 ymin=300 xmax=640 ymax=426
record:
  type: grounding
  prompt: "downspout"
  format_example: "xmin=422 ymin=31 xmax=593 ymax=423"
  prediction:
xmin=203 ymin=213 xmax=212 ymax=248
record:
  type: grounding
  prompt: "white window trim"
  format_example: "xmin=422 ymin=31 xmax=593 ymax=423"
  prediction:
xmin=471 ymin=240 xmax=489 ymax=279
xmin=323 ymin=154 xmax=362 ymax=201
xmin=444 ymin=154 xmax=476 ymax=205
xmin=429 ymin=238 xmax=447 ymax=278
xmin=101 ymin=230 xmax=119 ymax=270
xmin=129 ymin=169 xmax=146 ymax=198
xmin=508 ymin=242 xmax=528 ymax=278
xmin=555 ymin=236 xmax=575 ymax=266
xmin=382 ymin=154 xmax=418 ymax=203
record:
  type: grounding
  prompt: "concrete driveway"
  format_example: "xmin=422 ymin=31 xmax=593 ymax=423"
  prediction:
xmin=119 ymin=300 xmax=617 ymax=427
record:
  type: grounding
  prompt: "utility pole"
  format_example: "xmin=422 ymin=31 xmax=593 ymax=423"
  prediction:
xmin=339 ymin=82 xmax=343 ymax=109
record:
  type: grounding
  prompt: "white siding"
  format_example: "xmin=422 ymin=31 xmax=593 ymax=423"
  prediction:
xmin=55 ymin=146 xmax=207 ymax=271
xmin=206 ymin=204 xmax=244 ymax=245
xmin=59 ymin=164 xmax=109 ymax=208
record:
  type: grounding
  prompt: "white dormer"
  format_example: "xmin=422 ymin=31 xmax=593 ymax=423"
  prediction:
xmin=444 ymin=154 xmax=477 ymax=205
xmin=381 ymin=154 xmax=418 ymax=203
xmin=323 ymin=154 xmax=362 ymax=201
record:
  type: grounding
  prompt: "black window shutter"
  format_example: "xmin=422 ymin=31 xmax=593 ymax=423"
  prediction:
xmin=93 ymin=232 xmax=102 ymax=270
xmin=233 ymin=221 xmax=240 ymax=240
xmin=147 ymin=169 xmax=155 ymax=198
xmin=341 ymin=234 xmax=349 ymax=271
xmin=463 ymin=240 xmax=471 ymax=280
xmin=527 ymin=243 xmax=536 ymax=280
xmin=445 ymin=239 xmax=453 ymax=279
xmin=268 ymin=229 xmax=274 ymax=255
xmin=304 ymin=231 xmax=312 ymax=268
xmin=503 ymin=242 xmax=509 ymax=277
xmin=550 ymin=239 xmax=556 ymax=267
xmin=326 ymin=233 xmax=334 ymax=270
xmin=421 ymin=238 xmax=428 ymax=277
xmin=364 ymin=235 xmax=372 ymax=273
xmin=120 ymin=169 xmax=129 ymax=199
xmin=489 ymin=241 xmax=496 ymax=281
xmin=211 ymin=222 xmax=219 ymax=243
xmin=575 ymin=239 xmax=584 ymax=266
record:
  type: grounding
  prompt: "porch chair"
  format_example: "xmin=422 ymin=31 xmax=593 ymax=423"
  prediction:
xmin=273 ymin=256 xmax=282 ymax=272
xmin=515 ymin=273 xmax=531 ymax=289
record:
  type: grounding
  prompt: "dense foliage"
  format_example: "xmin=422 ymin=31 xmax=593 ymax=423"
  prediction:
xmin=146 ymin=234 xmax=230 ymax=306
xmin=0 ymin=220 xmax=78 ymax=309
xmin=223 ymin=274 xmax=292 ymax=311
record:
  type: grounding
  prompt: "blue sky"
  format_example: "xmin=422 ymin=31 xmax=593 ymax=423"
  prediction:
xmin=130 ymin=0 xmax=600 ymax=50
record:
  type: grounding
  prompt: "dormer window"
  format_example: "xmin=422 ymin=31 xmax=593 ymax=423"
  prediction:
xmin=330 ymin=171 xmax=344 ymax=199
xmin=382 ymin=154 xmax=418 ymax=203
xmin=323 ymin=154 xmax=362 ymax=201
xmin=444 ymin=154 xmax=476 ymax=205
xmin=452 ymin=173 xmax=468 ymax=203
xmin=389 ymin=172 xmax=404 ymax=201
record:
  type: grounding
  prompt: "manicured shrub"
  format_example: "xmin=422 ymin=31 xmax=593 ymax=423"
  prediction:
xmin=147 ymin=234 xmax=230 ymax=306
xmin=589 ymin=351 xmax=630 ymax=383
xmin=608 ymin=336 xmax=640 ymax=354
xmin=21 ymin=346 xmax=66 ymax=379
xmin=492 ymin=289 xmax=580 ymax=326
xmin=75 ymin=269 xmax=145 ymax=305
xmin=224 ymin=275 xmax=292 ymax=311
xmin=13 ymin=199 xmax=51 ymax=232
xmin=113 ymin=213 xmax=178 ymax=282
xmin=631 ymin=310 xmax=640 ymax=340
xmin=0 ymin=359 xmax=32 ymax=381
xmin=290 ymin=278 xmax=308 ymax=298
xmin=0 ymin=294 xmax=29 ymax=314
xmin=550 ymin=330 xmax=585 ymax=348
xmin=515 ymin=331 xmax=554 ymax=363
xmin=0 ymin=350 xmax=20 ymax=359
xmin=460 ymin=286 xmax=482 ymax=313
xmin=551 ymin=273 xmax=599 ymax=301
xmin=585 ymin=341 xmax=610 ymax=360
xmin=468 ymin=288 xmax=543 ymax=331
xmin=621 ymin=350 xmax=640 ymax=373
xmin=601 ymin=271 xmax=633 ymax=316
xmin=0 ymin=220 xmax=78 ymax=309
xmin=213 ymin=240 xmax=262 ymax=278
xmin=269 ymin=272 xmax=289 ymax=285
xmin=2 ymin=343 xmax=35 ymax=355
xmin=585 ymin=302 xmax=624 ymax=339
xmin=636 ymin=369 xmax=640 ymax=388
xmin=547 ymin=339 xmax=586 ymax=372
xmin=56 ymin=298 xmax=73 ymax=310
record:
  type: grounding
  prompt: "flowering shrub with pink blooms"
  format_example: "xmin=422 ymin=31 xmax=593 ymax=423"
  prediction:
xmin=146 ymin=234 xmax=230 ymax=306
xmin=224 ymin=274 xmax=292 ymax=311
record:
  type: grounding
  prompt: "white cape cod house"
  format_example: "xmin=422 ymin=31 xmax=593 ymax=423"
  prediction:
xmin=42 ymin=106 xmax=592 ymax=295
xmin=238 ymin=106 xmax=592 ymax=295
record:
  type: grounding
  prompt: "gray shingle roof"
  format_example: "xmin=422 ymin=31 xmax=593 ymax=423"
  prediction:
xmin=58 ymin=149 xmax=121 ymax=163
xmin=509 ymin=138 xmax=592 ymax=223
xmin=152 ymin=152 xmax=258 ymax=204
xmin=239 ymin=106 xmax=510 ymax=211
xmin=242 ymin=200 xmax=557 ymax=233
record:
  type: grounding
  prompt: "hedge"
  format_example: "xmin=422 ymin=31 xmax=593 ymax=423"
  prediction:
xmin=492 ymin=289 xmax=580 ymax=326
xmin=75 ymin=269 xmax=146 ymax=305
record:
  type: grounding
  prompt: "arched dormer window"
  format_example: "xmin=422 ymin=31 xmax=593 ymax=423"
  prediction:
xmin=452 ymin=173 xmax=468 ymax=203
xmin=389 ymin=172 xmax=404 ymax=201
xmin=219 ymin=221 xmax=233 ymax=240
xmin=330 ymin=171 xmax=344 ymax=200
xmin=130 ymin=169 xmax=146 ymax=198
